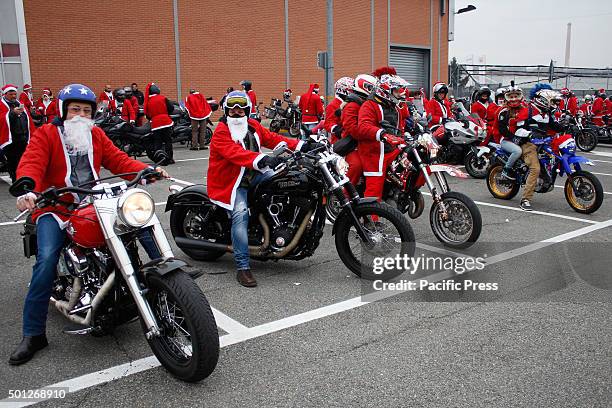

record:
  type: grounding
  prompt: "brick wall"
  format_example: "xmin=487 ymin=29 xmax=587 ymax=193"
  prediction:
xmin=23 ymin=0 xmax=448 ymax=106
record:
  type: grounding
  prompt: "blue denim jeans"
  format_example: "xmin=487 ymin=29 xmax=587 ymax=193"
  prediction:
xmin=229 ymin=170 xmax=274 ymax=270
xmin=501 ymin=139 xmax=523 ymax=169
xmin=22 ymin=216 xmax=160 ymax=336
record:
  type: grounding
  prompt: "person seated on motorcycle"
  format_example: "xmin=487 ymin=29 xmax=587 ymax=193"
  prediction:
xmin=592 ymin=89 xmax=606 ymax=127
xmin=357 ymin=74 xmax=410 ymax=201
xmin=109 ymin=88 xmax=136 ymax=123
xmin=471 ymin=87 xmax=491 ymax=123
xmin=340 ymin=74 xmax=377 ymax=185
xmin=496 ymin=86 xmax=526 ymax=180
xmin=559 ymin=87 xmax=579 ymax=117
xmin=605 ymin=95 xmax=612 ymax=126
xmin=9 ymin=84 xmax=170 ymax=366
xmin=282 ymin=89 xmax=293 ymax=104
xmin=123 ymin=86 xmax=140 ymax=119
xmin=579 ymin=95 xmax=593 ymax=117
xmin=144 ymin=82 xmax=175 ymax=165
xmin=207 ymin=91 xmax=322 ymax=288
xmin=426 ymin=82 xmax=455 ymax=129
xmin=325 ymin=77 xmax=353 ymax=143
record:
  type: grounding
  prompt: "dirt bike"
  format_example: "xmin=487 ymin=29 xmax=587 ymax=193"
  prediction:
xmin=165 ymin=143 xmax=416 ymax=279
xmin=10 ymin=168 xmax=219 ymax=382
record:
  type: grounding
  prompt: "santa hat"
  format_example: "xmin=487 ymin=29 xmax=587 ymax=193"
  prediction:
xmin=2 ymin=84 xmax=18 ymax=93
xmin=23 ymin=84 xmax=32 ymax=91
xmin=42 ymin=88 xmax=52 ymax=96
xmin=372 ymin=66 xmax=397 ymax=78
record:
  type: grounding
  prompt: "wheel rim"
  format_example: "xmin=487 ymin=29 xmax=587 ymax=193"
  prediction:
xmin=325 ymin=194 xmax=342 ymax=222
xmin=183 ymin=208 xmax=222 ymax=241
xmin=567 ymin=176 xmax=596 ymax=210
xmin=469 ymin=154 xmax=489 ymax=175
xmin=488 ymin=166 xmax=515 ymax=197
xmin=152 ymin=290 xmax=193 ymax=362
xmin=431 ymin=198 xmax=474 ymax=244
xmin=346 ymin=213 xmax=404 ymax=267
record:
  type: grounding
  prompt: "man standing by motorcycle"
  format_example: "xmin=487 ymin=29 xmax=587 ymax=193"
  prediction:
xmin=357 ymin=74 xmax=410 ymax=201
xmin=559 ymin=88 xmax=578 ymax=117
xmin=207 ymin=91 xmax=320 ymax=287
xmin=340 ymin=74 xmax=377 ymax=185
xmin=471 ymin=87 xmax=491 ymax=122
xmin=1 ymin=84 xmax=34 ymax=182
xmin=9 ymin=84 xmax=169 ymax=365
xmin=109 ymin=89 xmax=136 ymax=123
xmin=427 ymin=82 xmax=455 ymax=128
xmin=580 ymin=95 xmax=594 ymax=116
xmin=144 ymin=83 xmax=175 ymax=165
xmin=324 ymin=77 xmax=353 ymax=143
xmin=35 ymin=88 xmax=59 ymax=125
xmin=98 ymin=84 xmax=114 ymax=104
xmin=299 ymin=83 xmax=324 ymax=137
xmin=185 ymin=89 xmax=212 ymax=150
xmin=19 ymin=84 xmax=34 ymax=113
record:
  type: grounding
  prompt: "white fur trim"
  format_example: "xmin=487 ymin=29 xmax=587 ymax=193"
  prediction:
xmin=1 ymin=98 xmax=12 ymax=148
xmin=253 ymin=153 xmax=267 ymax=171
xmin=375 ymin=128 xmax=384 ymax=142
xmin=150 ymin=122 xmax=173 ymax=131
xmin=296 ymin=140 xmax=305 ymax=151
xmin=363 ymin=141 xmax=384 ymax=176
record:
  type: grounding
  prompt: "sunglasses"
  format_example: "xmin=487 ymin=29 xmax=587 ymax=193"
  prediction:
xmin=225 ymin=96 xmax=249 ymax=109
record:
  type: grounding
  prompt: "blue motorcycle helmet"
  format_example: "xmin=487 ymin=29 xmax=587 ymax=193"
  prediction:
xmin=57 ymin=84 xmax=97 ymax=120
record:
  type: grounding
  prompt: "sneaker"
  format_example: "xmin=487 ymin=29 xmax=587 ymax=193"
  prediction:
xmin=520 ymin=199 xmax=533 ymax=211
xmin=501 ymin=168 xmax=516 ymax=181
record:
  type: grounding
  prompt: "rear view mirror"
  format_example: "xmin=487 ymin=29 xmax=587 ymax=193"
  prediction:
xmin=9 ymin=177 xmax=35 ymax=197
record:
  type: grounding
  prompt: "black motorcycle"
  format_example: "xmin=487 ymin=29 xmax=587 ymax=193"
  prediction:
xmin=165 ymin=143 xmax=415 ymax=279
xmin=567 ymin=112 xmax=598 ymax=152
xmin=170 ymin=101 xmax=216 ymax=147
xmin=267 ymin=99 xmax=303 ymax=138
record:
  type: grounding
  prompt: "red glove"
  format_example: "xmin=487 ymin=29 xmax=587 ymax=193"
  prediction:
xmin=383 ymin=134 xmax=405 ymax=146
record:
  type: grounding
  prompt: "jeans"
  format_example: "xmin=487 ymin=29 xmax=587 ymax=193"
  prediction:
xmin=501 ymin=139 xmax=523 ymax=169
xmin=229 ymin=170 xmax=274 ymax=270
xmin=22 ymin=217 xmax=161 ymax=336
xmin=302 ymin=123 xmax=318 ymax=140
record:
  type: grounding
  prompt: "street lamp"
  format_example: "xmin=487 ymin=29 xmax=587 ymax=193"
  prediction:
xmin=456 ymin=5 xmax=476 ymax=14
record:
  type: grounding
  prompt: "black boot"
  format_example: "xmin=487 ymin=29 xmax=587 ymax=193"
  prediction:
xmin=8 ymin=335 xmax=48 ymax=366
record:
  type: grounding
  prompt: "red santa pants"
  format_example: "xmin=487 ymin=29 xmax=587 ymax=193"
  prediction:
xmin=345 ymin=150 xmax=363 ymax=186
xmin=363 ymin=150 xmax=400 ymax=200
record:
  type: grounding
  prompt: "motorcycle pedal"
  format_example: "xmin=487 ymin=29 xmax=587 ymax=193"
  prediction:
xmin=63 ymin=323 xmax=95 ymax=335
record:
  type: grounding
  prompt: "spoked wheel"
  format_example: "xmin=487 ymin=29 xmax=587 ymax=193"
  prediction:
xmin=145 ymin=271 xmax=219 ymax=382
xmin=334 ymin=202 xmax=415 ymax=280
xmin=289 ymin=123 xmax=301 ymax=137
xmin=464 ymin=150 xmax=490 ymax=179
xmin=325 ymin=193 xmax=343 ymax=223
xmin=269 ymin=120 xmax=281 ymax=133
xmin=430 ymin=191 xmax=482 ymax=249
xmin=575 ymin=130 xmax=597 ymax=152
xmin=564 ymin=170 xmax=604 ymax=214
xmin=170 ymin=206 xmax=226 ymax=261
xmin=486 ymin=164 xmax=520 ymax=200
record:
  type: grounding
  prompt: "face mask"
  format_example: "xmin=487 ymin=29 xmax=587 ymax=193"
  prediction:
xmin=63 ymin=115 xmax=94 ymax=155
xmin=313 ymin=88 xmax=319 ymax=94
xmin=226 ymin=116 xmax=248 ymax=143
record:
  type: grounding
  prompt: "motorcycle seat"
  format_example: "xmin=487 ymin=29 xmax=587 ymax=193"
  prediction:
xmin=130 ymin=122 xmax=151 ymax=135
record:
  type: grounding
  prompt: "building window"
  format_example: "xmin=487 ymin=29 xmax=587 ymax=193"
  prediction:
xmin=0 ymin=0 xmax=27 ymax=87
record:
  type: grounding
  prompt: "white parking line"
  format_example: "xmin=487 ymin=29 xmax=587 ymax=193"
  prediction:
xmin=174 ymin=157 xmax=209 ymax=163
xmin=584 ymin=151 xmax=612 ymax=158
xmin=590 ymin=171 xmax=612 ymax=177
xmin=16 ymin=218 xmax=612 ymax=406
xmin=591 ymin=159 xmax=612 ymax=164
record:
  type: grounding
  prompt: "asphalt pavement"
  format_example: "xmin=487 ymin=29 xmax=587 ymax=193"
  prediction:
xmin=0 ymin=141 xmax=610 ymax=407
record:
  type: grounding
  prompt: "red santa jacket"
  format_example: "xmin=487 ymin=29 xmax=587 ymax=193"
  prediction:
xmin=1 ymin=97 xmax=34 ymax=148
xmin=109 ymin=99 xmax=136 ymax=122
xmin=357 ymin=99 xmax=402 ymax=177
xmin=185 ymin=92 xmax=212 ymax=120
xmin=592 ymin=97 xmax=605 ymax=126
xmin=341 ymin=99 xmax=362 ymax=140
xmin=19 ymin=91 xmax=33 ymax=110
xmin=605 ymin=99 xmax=612 ymax=117
xmin=426 ymin=98 xmax=454 ymax=127
xmin=471 ymin=101 xmax=488 ymax=122
xmin=98 ymin=90 xmax=113 ymax=103
xmin=485 ymin=102 xmax=499 ymax=131
xmin=128 ymin=96 xmax=140 ymax=113
xmin=144 ymin=84 xmax=173 ymax=131
xmin=207 ymin=118 xmax=303 ymax=210
xmin=489 ymin=105 xmax=505 ymax=143
xmin=324 ymin=96 xmax=343 ymax=142
xmin=34 ymin=98 xmax=59 ymax=124
xmin=299 ymin=84 xmax=324 ymax=123
xmin=16 ymin=124 xmax=148 ymax=224
xmin=579 ymin=103 xmax=592 ymax=116
xmin=246 ymin=90 xmax=257 ymax=111
xmin=560 ymin=96 xmax=578 ymax=116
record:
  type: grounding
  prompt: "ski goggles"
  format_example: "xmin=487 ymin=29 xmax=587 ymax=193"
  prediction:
xmin=224 ymin=95 xmax=250 ymax=109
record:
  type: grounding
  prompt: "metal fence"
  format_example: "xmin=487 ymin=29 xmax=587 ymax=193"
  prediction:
xmin=449 ymin=61 xmax=612 ymax=99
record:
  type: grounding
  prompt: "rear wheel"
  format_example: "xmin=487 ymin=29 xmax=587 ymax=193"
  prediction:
xmin=145 ymin=271 xmax=219 ymax=382
xmin=289 ymin=123 xmax=301 ymax=137
xmin=334 ymin=202 xmax=415 ymax=280
xmin=170 ymin=206 xmax=226 ymax=261
xmin=464 ymin=150 xmax=489 ymax=179
xmin=487 ymin=163 xmax=520 ymax=200
xmin=430 ymin=191 xmax=482 ymax=248
xmin=204 ymin=127 xmax=213 ymax=146
xmin=564 ymin=170 xmax=603 ymax=214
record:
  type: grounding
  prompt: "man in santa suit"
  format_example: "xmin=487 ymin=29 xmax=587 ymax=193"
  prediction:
xmin=34 ymin=88 xmax=58 ymax=124
xmin=299 ymin=83 xmax=325 ymax=138
xmin=592 ymin=89 xmax=607 ymax=126
xmin=144 ymin=83 xmax=175 ymax=165
xmin=471 ymin=87 xmax=491 ymax=122
xmin=605 ymin=95 xmax=612 ymax=126
xmin=559 ymin=88 xmax=578 ymax=116
xmin=1 ymin=84 xmax=34 ymax=182
xmin=340 ymin=74 xmax=377 ymax=185
xmin=208 ymin=91 xmax=321 ymax=287
xmin=427 ymin=82 xmax=455 ymax=128
xmin=97 ymin=84 xmax=114 ymax=104
xmin=184 ymin=88 xmax=212 ymax=150
xmin=123 ymin=87 xmax=140 ymax=116
xmin=109 ymin=89 xmax=136 ymax=123
xmin=324 ymin=77 xmax=353 ymax=143
xmin=579 ymin=95 xmax=594 ymax=116
xmin=19 ymin=84 xmax=34 ymax=113
xmin=9 ymin=83 xmax=168 ymax=365
xmin=357 ymin=74 xmax=410 ymax=201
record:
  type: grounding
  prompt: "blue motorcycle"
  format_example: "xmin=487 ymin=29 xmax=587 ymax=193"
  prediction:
xmin=486 ymin=133 xmax=604 ymax=214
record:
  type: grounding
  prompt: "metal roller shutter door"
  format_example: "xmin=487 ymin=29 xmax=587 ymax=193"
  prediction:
xmin=389 ymin=47 xmax=429 ymax=90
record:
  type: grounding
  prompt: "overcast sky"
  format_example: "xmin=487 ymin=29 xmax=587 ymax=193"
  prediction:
xmin=450 ymin=0 xmax=612 ymax=68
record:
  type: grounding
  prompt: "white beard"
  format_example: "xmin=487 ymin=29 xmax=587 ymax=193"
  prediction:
xmin=63 ymin=116 xmax=94 ymax=155
xmin=227 ymin=116 xmax=249 ymax=143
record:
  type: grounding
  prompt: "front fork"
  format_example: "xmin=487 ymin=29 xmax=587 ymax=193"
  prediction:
xmin=412 ymin=148 xmax=449 ymax=218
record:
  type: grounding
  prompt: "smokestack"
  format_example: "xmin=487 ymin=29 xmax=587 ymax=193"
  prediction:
xmin=564 ymin=22 xmax=572 ymax=66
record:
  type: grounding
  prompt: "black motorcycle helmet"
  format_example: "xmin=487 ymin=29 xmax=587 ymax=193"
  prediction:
xmin=123 ymin=86 xmax=133 ymax=98
xmin=114 ymin=88 xmax=126 ymax=101
xmin=240 ymin=80 xmax=252 ymax=91
xmin=477 ymin=87 xmax=491 ymax=101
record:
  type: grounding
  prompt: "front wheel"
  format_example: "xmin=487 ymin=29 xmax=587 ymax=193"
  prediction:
xmin=145 ymin=271 xmax=219 ymax=382
xmin=564 ymin=170 xmax=604 ymax=214
xmin=289 ymin=122 xmax=301 ymax=137
xmin=269 ymin=120 xmax=281 ymax=133
xmin=430 ymin=191 xmax=482 ymax=249
xmin=487 ymin=163 xmax=520 ymax=200
xmin=464 ymin=150 xmax=489 ymax=179
xmin=334 ymin=201 xmax=415 ymax=280
xmin=575 ymin=130 xmax=597 ymax=152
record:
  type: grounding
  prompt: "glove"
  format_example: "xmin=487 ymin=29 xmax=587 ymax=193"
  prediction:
xmin=383 ymin=134 xmax=405 ymax=146
xmin=300 ymin=142 xmax=325 ymax=153
xmin=259 ymin=155 xmax=285 ymax=170
xmin=332 ymin=125 xmax=343 ymax=138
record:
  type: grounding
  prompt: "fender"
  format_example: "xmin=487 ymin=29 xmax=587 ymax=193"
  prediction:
xmin=561 ymin=154 xmax=594 ymax=175
xmin=331 ymin=197 xmax=377 ymax=236
xmin=427 ymin=164 xmax=468 ymax=178
xmin=476 ymin=145 xmax=491 ymax=158
xmin=141 ymin=257 xmax=203 ymax=280
xmin=165 ymin=184 xmax=209 ymax=212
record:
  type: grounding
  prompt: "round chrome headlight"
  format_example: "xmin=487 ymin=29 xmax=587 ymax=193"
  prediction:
xmin=334 ymin=156 xmax=349 ymax=176
xmin=117 ymin=190 xmax=155 ymax=227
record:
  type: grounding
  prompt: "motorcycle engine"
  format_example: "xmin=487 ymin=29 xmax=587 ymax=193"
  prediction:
xmin=265 ymin=195 xmax=309 ymax=251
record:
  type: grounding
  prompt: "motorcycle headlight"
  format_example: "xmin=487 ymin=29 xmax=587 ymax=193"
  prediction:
xmin=117 ymin=190 xmax=155 ymax=227
xmin=334 ymin=157 xmax=349 ymax=176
